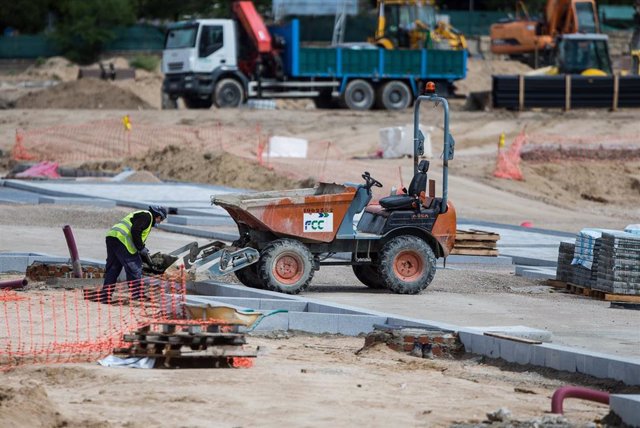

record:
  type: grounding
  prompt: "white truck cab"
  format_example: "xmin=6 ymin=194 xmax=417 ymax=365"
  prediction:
xmin=162 ymin=19 xmax=247 ymax=108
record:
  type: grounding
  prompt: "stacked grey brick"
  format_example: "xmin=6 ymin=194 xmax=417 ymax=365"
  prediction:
xmin=556 ymin=241 xmax=575 ymax=283
xmin=595 ymin=231 xmax=640 ymax=295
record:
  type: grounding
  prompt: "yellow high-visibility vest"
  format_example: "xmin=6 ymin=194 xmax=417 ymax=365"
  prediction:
xmin=106 ymin=210 xmax=152 ymax=254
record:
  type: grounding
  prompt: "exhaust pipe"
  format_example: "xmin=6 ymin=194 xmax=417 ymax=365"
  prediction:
xmin=0 ymin=278 xmax=28 ymax=289
xmin=63 ymin=225 xmax=83 ymax=278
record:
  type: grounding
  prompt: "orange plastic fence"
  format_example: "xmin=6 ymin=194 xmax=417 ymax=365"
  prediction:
xmin=11 ymin=117 xmax=265 ymax=165
xmin=494 ymin=130 xmax=526 ymax=180
xmin=0 ymin=274 xmax=187 ymax=370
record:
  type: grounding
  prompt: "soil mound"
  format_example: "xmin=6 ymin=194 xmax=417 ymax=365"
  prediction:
xmin=81 ymin=145 xmax=315 ymax=191
xmin=23 ymin=56 xmax=79 ymax=82
xmin=15 ymin=78 xmax=153 ymax=110
xmin=455 ymin=59 xmax=532 ymax=95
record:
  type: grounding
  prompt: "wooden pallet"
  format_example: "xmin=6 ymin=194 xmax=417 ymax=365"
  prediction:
xmin=453 ymin=229 xmax=500 ymax=257
xmin=545 ymin=279 xmax=640 ymax=303
xmin=114 ymin=322 xmax=258 ymax=368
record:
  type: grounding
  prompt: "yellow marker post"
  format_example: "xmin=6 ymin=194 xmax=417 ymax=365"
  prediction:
xmin=498 ymin=132 xmax=505 ymax=150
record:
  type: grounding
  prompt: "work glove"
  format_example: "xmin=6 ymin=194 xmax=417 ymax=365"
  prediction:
xmin=139 ymin=247 xmax=153 ymax=266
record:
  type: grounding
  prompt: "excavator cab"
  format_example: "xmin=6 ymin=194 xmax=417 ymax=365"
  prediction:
xmin=555 ymin=33 xmax=612 ymax=75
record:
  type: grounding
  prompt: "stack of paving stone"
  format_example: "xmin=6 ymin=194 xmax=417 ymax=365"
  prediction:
xmin=571 ymin=229 xmax=607 ymax=287
xmin=555 ymin=241 xmax=575 ymax=283
xmin=595 ymin=231 xmax=640 ymax=295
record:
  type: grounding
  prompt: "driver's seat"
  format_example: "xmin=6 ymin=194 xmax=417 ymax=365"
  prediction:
xmin=378 ymin=160 xmax=429 ymax=211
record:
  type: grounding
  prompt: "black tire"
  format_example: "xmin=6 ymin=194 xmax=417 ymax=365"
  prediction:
xmin=258 ymin=239 xmax=314 ymax=294
xmin=340 ymin=79 xmax=374 ymax=111
xmin=376 ymin=80 xmax=412 ymax=110
xmin=214 ymin=78 xmax=244 ymax=108
xmin=234 ymin=262 xmax=264 ymax=289
xmin=183 ymin=95 xmax=213 ymax=109
xmin=379 ymin=236 xmax=436 ymax=294
xmin=161 ymin=91 xmax=178 ymax=109
xmin=352 ymin=264 xmax=386 ymax=289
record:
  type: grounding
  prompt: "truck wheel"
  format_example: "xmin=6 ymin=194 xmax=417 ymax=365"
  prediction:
xmin=380 ymin=236 xmax=436 ymax=294
xmin=376 ymin=81 xmax=412 ymax=110
xmin=161 ymin=91 xmax=178 ymax=109
xmin=183 ymin=96 xmax=213 ymax=109
xmin=258 ymin=239 xmax=314 ymax=294
xmin=352 ymin=264 xmax=386 ymax=289
xmin=341 ymin=79 xmax=374 ymax=110
xmin=214 ymin=78 xmax=244 ymax=108
xmin=234 ymin=263 xmax=263 ymax=289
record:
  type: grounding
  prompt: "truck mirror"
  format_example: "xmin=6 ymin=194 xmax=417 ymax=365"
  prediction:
xmin=417 ymin=129 xmax=425 ymax=156
xmin=445 ymin=133 xmax=455 ymax=160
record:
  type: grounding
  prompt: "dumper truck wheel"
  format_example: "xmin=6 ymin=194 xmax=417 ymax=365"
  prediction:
xmin=352 ymin=264 xmax=386 ymax=289
xmin=214 ymin=78 xmax=243 ymax=108
xmin=380 ymin=236 xmax=436 ymax=294
xmin=341 ymin=79 xmax=374 ymax=111
xmin=235 ymin=263 xmax=264 ymax=289
xmin=376 ymin=81 xmax=412 ymax=110
xmin=258 ymin=239 xmax=314 ymax=294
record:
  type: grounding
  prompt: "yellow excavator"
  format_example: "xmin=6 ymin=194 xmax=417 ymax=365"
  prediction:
xmin=372 ymin=0 xmax=467 ymax=51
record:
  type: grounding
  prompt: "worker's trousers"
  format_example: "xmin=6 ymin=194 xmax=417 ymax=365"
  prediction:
xmin=100 ymin=237 xmax=143 ymax=303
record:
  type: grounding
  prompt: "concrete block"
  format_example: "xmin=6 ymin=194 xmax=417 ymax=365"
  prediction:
xmin=457 ymin=331 xmax=485 ymax=354
xmin=466 ymin=325 xmax=552 ymax=343
xmin=306 ymin=301 xmax=368 ymax=315
xmin=610 ymin=395 xmax=640 ymax=427
xmin=251 ymin=312 xmax=289 ymax=332
xmin=515 ymin=266 xmax=557 ymax=280
xmin=289 ymin=312 xmax=339 ymax=334
xmin=445 ymin=255 xmax=513 ymax=266
xmin=257 ymin=299 xmax=308 ymax=312
xmin=38 ymin=196 xmax=116 ymax=207
xmin=512 ymin=342 xmax=533 ymax=365
xmin=337 ymin=315 xmax=386 ymax=336
xmin=530 ymin=344 xmax=548 ymax=367
xmin=0 ymin=255 xmax=30 ymax=273
xmin=511 ymin=256 xmax=557 ymax=267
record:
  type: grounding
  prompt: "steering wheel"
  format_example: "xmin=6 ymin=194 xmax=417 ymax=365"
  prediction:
xmin=362 ymin=172 xmax=383 ymax=190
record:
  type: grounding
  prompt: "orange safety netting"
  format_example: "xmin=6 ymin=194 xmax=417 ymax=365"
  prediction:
xmin=11 ymin=118 xmax=265 ymax=165
xmin=494 ymin=130 xmax=526 ymax=181
xmin=0 ymin=273 xmax=187 ymax=370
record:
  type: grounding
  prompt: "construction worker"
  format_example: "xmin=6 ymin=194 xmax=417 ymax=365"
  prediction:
xmin=98 ymin=205 xmax=168 ymax=303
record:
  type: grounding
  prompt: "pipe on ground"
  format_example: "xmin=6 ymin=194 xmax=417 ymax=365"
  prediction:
xmin=63 ymin=225 xmax=83 ymax=278
xmin=551 ymin=386 xmax=610 ymax=414
xmin=0 ymin=278 xmax=28 ymax=289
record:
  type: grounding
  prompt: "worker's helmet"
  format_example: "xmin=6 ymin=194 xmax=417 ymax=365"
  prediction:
xmin=148 ymin=205 xmax=168 ymax=221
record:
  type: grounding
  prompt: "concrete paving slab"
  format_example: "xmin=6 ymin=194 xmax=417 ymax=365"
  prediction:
xmin=38 ymin=196 xmax=116 ymax=207
xmin=610 ymin=394 xmax=640 ymax=427
xmin=515 ymin=266 xmax=557 ymax=280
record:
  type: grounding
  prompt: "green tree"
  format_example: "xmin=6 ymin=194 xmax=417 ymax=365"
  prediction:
xmin=52 ymin=0 xmax=135 ymax=64
xmin=0 ymin=0 xmax=52 ymax=33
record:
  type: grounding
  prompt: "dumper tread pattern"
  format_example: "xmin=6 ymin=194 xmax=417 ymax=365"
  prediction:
xmin=258 ymin=239 xmax=314 ymax=295
xmin=352 ymin=264 xmax=386 ymax=289
xmin=380 ymin=236 xmax=436 ymax=294
xmin=234 ymin=263 xmax=264 ymax=289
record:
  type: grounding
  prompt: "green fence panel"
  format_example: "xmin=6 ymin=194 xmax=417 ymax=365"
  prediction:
xmin=445 ymin=11 xmax=510 ymax=36
xmin=105 ymin=25 xmax=165 ymax=51
xmin=0 ymin=34 xmax=61 ymax=59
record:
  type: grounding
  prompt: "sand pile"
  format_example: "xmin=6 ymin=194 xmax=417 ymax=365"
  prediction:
xmin=22 ymin=56 xmax=79 ymax=82
xmin=455 ymin=58 xmax=532 ymax=95
xmin=15 ymin=78 xmax=153 ymax=110
xmin=80 ymin=145 xmax=314 ymax=191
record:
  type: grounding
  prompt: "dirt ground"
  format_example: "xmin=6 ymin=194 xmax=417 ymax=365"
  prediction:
xmin=1 ymin=57 xmax=639 ymax=427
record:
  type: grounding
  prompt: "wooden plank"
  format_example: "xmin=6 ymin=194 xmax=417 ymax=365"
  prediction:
xmin=450 ymin=248 xmax=499 ymax=256
xmin=454 ymin=241 xmax=498 ymax=249
xmin=456 ymin=230 xmax=500 ymax=242
xmin=484 ymin=332 xmax=542 ymax=345
xmin=604 ymin=293 xmax=640 ymax=303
